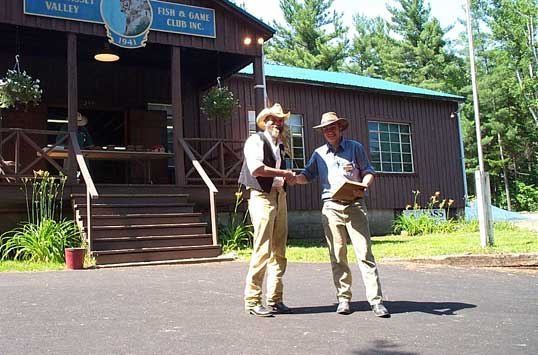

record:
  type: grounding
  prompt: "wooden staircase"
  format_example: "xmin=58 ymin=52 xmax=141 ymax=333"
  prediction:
xmin=71 ymin=191 xmax=221 ymax=266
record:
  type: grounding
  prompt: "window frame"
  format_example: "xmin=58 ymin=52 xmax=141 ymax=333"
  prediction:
xmin=367 ymin=120 xmax=415 ymax=174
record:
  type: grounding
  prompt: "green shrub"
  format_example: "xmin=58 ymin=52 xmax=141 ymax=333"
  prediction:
xmin=218 ymin=188 xmax=253 ymax=252
xmin=514 ymin=182 xmax=538 ymax=211
xmin=394 ymin=190 xmax=458 ymax=236
xmin=0 ymin=170 xmax=83 ymax=262
xmin=0 ymin=219 xmax=82 ymax=262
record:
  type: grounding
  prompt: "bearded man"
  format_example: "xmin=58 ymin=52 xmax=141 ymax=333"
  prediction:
xmin=238 ymin=103 xmax=296 ymax=317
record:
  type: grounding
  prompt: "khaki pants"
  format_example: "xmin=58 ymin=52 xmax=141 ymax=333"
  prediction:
xmin=244 ymin=189 xmax=288 ymax=309
xmin=321 ymin=199 xmax=383 ymax=305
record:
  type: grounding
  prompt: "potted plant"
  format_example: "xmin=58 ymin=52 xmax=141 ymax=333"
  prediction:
xmin=0 ymin=56 xmax=42 ymax=111
xmin=200 ymin=77 xmax=240 ymax=121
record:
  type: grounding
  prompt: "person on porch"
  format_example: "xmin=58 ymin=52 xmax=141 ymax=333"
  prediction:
xmin=238 ymin=103 xmax=296 ymax=317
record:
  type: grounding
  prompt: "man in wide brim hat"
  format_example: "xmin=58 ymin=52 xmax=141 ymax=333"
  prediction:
xmin=312 ymin=111 xmax=349 ymax=131
xmin=288 ymin=111 xmax=390 ymax=318
xmin=238 ymin=102 xmax=295 ymax=317
xmin=255 ymin=103 xmax=290 ymax=130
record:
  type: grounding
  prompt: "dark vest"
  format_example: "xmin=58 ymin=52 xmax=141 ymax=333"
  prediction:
xmin=238 ymin=132 xmax=287 ymax=193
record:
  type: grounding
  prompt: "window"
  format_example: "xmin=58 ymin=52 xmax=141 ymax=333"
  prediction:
xmin=248 ymin=111 xmax=306 ymax=171
xmin=368 ymin=121 xmax=414 ymax=173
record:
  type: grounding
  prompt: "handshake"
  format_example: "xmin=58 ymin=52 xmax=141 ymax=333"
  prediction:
xmin=284 ymin=170 xmax=298 ymax=185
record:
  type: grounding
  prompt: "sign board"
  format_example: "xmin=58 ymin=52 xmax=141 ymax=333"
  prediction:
xmin=403 ymin=209 xmax=447 ymax=221
xmin=24 ymin=0 xmax=216 ymax=48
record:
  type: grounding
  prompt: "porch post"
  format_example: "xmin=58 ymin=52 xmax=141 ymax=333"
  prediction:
xmin=66 ymin=32 xmax=78 ymax=183
xmin=172 ymin=46 xmax=185 ymax=185
xmin=253 ymin=56 xmax=265 ymax=114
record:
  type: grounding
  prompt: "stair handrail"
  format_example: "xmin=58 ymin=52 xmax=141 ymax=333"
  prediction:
xmin=178 ymin=137 xmax=219 ymax=246
xmin=69 ymin=132 xmax=99 ymax=251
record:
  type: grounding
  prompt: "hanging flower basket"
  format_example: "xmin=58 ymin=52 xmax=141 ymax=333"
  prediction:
xmin=200 ymin=79 xmax=240 ymax=121
xmin=0 ymin=56 xmax=43 ymax=110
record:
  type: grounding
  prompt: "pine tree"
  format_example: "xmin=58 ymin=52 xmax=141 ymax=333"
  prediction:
xmin=264 ymin=0 xmax=349 ymax=71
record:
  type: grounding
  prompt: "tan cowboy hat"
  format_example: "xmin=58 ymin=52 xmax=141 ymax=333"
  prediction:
xmin=256 ymin=103 xmax=290 ymax=129
xmin=77 ymin=112 xmax=88 ymax=127
xmin=313 ymin=112 xmax=349 ymax=131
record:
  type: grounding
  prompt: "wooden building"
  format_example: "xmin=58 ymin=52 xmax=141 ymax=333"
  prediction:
xmin=0 ymin=0 xmax=465 ymax=265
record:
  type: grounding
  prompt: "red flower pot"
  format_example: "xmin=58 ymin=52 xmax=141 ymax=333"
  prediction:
xmin=65 ymin=247 xmax=86 ymax=270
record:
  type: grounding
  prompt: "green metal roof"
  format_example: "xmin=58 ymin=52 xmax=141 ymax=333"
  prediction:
xmin=239 ymin=63 xmax=463 ymax=101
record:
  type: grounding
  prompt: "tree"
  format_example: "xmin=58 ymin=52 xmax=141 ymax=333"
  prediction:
xmin=459 ymin=0 xmax=538 ymax=210
xmin=347 ymin=0 xmax=465 ymax=93
xmin=346 ymin=15 xmax=395 ymax=79
xmin=264 ymin=0 xmax=349 ymax=71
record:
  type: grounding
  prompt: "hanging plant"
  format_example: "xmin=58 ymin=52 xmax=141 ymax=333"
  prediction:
xmin=0 ymin=56 xmax=43 ymax=110
xmin=200 ymin=77 xmax=240 ymax=120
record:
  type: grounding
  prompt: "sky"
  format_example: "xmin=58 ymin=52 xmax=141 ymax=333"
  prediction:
xmin=238 ymin=0 xmax=468 ymax=40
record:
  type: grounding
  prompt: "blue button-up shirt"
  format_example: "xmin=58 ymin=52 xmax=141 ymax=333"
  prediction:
xmin=302 ymin=138 xmax=375 ymax=201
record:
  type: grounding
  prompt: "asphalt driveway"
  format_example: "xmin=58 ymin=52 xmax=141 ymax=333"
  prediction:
xmin=0 ymin=262 xmax=536 ymax=355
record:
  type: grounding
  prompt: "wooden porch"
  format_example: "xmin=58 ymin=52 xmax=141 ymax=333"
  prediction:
xmin=0 ymin=127 xmax=244 ymax=265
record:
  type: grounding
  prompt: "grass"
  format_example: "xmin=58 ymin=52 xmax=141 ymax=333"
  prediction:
xmin=235 ymin=226 xmax=538 ymax=263
xmin=0 ymin=260 xmax=65 ymax=272
xmin=2 ymin=226 xmax=537 ymax=271
xmin=0 ymin=253 xmax=95 ymax=272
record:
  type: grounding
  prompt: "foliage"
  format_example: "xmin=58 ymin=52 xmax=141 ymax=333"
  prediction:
xmin=347 ymin=0 xmax=465 ymax=93
xmin=393 ymin=190 xmax=457 ymax=236
xmin=0 ymin=170 xmax=83 ymax=263
xmin=459 ymin=0 xmax=538 ymax=210
xmin=0 ymin=219 xmax=83 ymax=263
xmin=200 ymin=85 xmax=239 ymax=120
xmin=218 ymin=188 xmax=253 ymax=252
xmin=0 ymin=68 xmax=42 ymax=109
xmin=513 ymin=181 xmax=538 ymax=211
xmin=265 ymin=0 xmax=349 ymax=71
xmin=232 ymin=224 xmax=538 ymax=262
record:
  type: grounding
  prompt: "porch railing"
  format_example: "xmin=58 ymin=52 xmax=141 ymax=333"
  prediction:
xmin=0 ymin=128 xmax=69 ymax=178
xmin=182 ymin=138 xmax=244 ymax=186
xmin=69 ymin=132 xmax=99 ymax=251
xmin=0 ymin=127 xmax=98 ymax=250
xmin=178 ymin=137 xmax=219 ymax=246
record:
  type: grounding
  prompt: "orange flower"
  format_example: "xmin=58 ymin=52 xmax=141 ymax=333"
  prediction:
xmin=448 ymin=199 xmax=454 ymax=206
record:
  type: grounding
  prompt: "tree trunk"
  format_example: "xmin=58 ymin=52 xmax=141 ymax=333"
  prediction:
xmin=498 ymin=133 xmax=512 ymax=211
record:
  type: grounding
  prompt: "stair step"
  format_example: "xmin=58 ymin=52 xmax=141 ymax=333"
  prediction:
xmin=71 ymin=194 xmax=190 ymax=204
xmin=75 ymin=203 xmax=195 ymax=215
xmin=78 ymin=213 xmax=202 ymax=226
xmin=90 ymin=223 xmax=208 ymax=238
xmin=93 ymin=255 xmax=236 ymax=268
xmin=74 ymin=203 xmax=194 ymax=208
xmin=92 ymin=245 xmax=221 ymax=265
xmin=91 ymin=234 xmax=213 ymax=250
xmin=90 ymin=222 xmax=207 ymax=230
xmin=71 ymin=193 xmax=190 ymax=198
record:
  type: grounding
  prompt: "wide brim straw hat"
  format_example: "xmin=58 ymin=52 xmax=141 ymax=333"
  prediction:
xmin=256 ymin=103 xmax=291 ymax=129
xmin=313 ymin=112 xmax=349 ymax=131
xmin=77 ymin=112 xmax=88 ymax=127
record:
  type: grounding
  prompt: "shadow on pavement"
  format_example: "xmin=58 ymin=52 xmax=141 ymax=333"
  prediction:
xmin=352 ymin=339 xmax=419 ymax=355
xmin=291 ymin=300 xmax=476 ymax=316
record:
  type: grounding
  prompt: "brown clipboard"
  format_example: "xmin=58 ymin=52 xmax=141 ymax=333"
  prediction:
xmin=331 ymin=180 xmax=367 ymax=202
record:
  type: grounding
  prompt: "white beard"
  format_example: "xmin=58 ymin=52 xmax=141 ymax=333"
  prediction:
xmin=268 ymin=126 xmax=280 ymax=139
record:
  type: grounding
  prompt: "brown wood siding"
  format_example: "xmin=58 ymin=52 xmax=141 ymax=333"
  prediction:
xmin=0 ymin=0 xmax=269 ymax=56
xmin=227 ymin=76 xmax=464 ymax=211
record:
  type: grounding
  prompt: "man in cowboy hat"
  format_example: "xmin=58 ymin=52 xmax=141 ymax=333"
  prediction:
xmin=290 ymin=112 xmax=390 ymax=318
xmin=238 ymin=103 xmax=296 ymax=317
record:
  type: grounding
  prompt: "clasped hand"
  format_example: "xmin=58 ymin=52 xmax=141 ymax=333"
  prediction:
xmin=284 ymin=170 xmax=297 ymax=185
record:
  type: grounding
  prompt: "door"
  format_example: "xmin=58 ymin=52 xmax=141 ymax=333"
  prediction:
xmin=127 ymin=109 xmax=169 ymax=184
